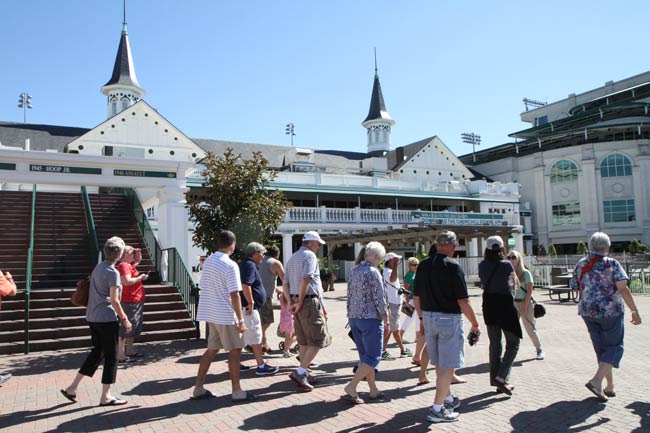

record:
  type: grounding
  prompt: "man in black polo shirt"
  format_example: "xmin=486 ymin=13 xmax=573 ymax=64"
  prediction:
xmin=414 ymin=231 xmax=480 ymax=424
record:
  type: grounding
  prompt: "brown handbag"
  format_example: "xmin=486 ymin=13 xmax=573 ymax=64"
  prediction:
xmin=71 ymin=276 xmax=91 ymax=307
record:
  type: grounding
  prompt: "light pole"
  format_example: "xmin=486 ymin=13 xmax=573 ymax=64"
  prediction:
xmin=461 ymin=132 xmax=481 ymax=163
xmin=285 ymin=123 xmax=295 ymax=147
xmin=18 ymin=92 xmax=33 ymax=124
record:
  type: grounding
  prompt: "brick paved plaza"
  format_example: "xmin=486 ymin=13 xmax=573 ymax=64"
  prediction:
xmin=1 ymin=284 xmax=648 ymax=433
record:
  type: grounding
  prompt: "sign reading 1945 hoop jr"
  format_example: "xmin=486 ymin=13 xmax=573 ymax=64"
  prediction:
xmin=30 ymin=164 xmax=102 ymax=175
xmin=113 ymin=169 xmax=176 ymax=179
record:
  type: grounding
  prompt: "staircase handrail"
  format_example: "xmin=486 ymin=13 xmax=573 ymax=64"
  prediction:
xmin=123 ymin=189 xmax=161 ymax=271
xmin=81 ymin=186 xmax=101 ymax=265
xmin=23 ymin=184 xmax=36 ymax=354
xmin=162 ymin=247 xmax=200 ymax=337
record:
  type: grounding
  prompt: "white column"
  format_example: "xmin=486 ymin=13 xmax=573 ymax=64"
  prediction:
xmin=282 ymin=233 xmax=294 ymax=264
xmin=467 ymin=236 xmax=479 ymax=257
xmin=354 ymin=242 xmax=363 ymax=258
xmin=157 ymin=186 xmax=188 ymax=260
xmin=513 ymin=232 xmax=524 ymax=253
xmin=634 ymin=154 xmax=650 ymax=245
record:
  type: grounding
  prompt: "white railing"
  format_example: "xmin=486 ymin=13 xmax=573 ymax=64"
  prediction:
xmin=285 ymin=206 xmax=516 ymax=226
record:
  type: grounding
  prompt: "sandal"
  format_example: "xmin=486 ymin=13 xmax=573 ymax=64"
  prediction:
xmin=231 ymin=390 xmax=256 ymax=402
xmin=341 ymin=393 xmax=364 ymax=404
xmin=190 ymin=390 xmax=215 ymax=401
xmin=585 ymin=382 xmax=608 ymax=402
xmin=99 ymin=397 xmax=127 ymax=406
xmin=411 ymin=360 xmax=421 ymax=367
xmin=368 ymin=391 xmax=385 ymax=400
xmin=60 ymin=389 xmax=78 ymax=403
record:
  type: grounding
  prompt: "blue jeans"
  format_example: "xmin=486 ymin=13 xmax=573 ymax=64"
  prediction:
xmin=583 ymin=314 xmax=624 ymax=368
xmin=349 ymin=318 xmax=384 ymax=368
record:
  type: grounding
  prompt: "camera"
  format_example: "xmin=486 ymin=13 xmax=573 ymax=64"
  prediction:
xmin=467 ymin=330 xmax=479 ymax=346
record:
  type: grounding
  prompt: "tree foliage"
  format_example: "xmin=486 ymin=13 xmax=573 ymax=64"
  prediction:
xmin=576 ymin=241 xmax=588 ymax=256
xmin=536 ymin=244 xmax=547 ymax=256
xmin=186 ymin=148 xmax=291 ymax=255
xmin=548 ymin=243 xmax=557 ymax=257
xmin=628 ymin=239 xmax=648 ymax=255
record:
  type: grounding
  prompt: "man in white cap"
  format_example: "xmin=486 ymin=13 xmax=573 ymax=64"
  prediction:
xmin=382 ymin=252 xmax=412 ymax=360
xmin=283 ymin=231 xmax=329 ymax=391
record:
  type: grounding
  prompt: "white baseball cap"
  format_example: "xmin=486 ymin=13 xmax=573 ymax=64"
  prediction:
xmin=486 ymin=236 xmax=504 ymax=250
xmin=384 ymin=252 xmax=402 ymax=262
xmin=302 ymin=231 xmax=326 ymax=245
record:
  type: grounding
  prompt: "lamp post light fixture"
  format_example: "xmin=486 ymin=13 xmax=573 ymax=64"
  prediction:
xmin=285 ymin=122 xmax=296 ymax=147
xmin=18 ymin=92 xmax=33 ymax=124
xmin=461 ymin=132 xmax=481 ymax=163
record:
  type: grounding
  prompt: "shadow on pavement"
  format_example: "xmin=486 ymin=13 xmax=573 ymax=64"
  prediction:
xmin=510 ymin=399 xmax=608 ymax=433
xmin=239 ymin=400 xmax=344 ymax=430
xmin=343 ymin=407 xmax=434 ymax=433
xmin=0 ymin=396 xmax=229 ymax=433
xmin=8 ymin=339 xmax=204 ymax=376
xmin=627 ymin=401 xmax=650 ymax=433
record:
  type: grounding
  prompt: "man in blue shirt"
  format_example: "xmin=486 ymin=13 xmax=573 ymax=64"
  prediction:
xmin=240 ymin=242 xmax=280 ymax=376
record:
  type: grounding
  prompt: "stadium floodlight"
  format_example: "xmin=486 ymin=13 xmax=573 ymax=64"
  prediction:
xmin=461 ymin=132 xmax=481 ymax=163
xmin=285 ymin=123 xmax=296 ymax=147
xmin=18 ymin=92 xmax=33 ymax=123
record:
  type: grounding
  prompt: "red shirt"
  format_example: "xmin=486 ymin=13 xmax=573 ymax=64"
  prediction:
xmin=116 ymin=262 xmax=145 ymax=303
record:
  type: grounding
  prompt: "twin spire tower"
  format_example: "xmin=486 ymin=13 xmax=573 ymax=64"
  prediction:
xmin=100 ymin=0 xmax=145 ymax=118
xmin=99 ymin=6 xmax=394 ymax=154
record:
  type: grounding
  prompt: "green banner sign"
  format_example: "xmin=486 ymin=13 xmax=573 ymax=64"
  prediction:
xmin=0 ymin=163 xmax=16 ymax=170
xmin=30 ymin=164 xmax=101 ymax=175
xmin=411 ymin=210 xmax=506 ymax=226
xmin=114 ymin=169 xmax=176 ymax=179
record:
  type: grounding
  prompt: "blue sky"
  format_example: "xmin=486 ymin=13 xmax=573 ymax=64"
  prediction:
xmin=2 ymin=1 xmax=649 ymax=156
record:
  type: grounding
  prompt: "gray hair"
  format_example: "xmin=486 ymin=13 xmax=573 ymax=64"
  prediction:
xmin=244 ymin=242 xmax=266 ymax=257
xmin=436 ymin=230 xmax=458 ymax=246
xmin=364 ymin=242 xmax=386 ymax=262
xmin=104 ymin=236 xmax=125 ymax=262
xmin=589 ymin=232 xmax=611 ymax=253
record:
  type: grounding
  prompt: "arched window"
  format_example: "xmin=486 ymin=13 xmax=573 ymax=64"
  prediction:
xmin=121 ymin=98 xmax=129 ymax=111
xmin=550 ymin=160 xmax=578 ymax=183
xmin=601 ymin=154 xmax=632 ymax=177
xmin=110 ymin=98 xmax=118 ymax=116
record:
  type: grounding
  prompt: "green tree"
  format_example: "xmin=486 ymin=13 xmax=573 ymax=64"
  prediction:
xmin=536 ymin=244 xmax=547 ymax=256
xmin=576 ymin=241 xmax=588 ymax=256
xmin=548 ymin=243 xmax=557 ymax=257
xmin=186 ymin=148 xmax=291 ymax=255
xmin=628 ymin=239 xmax=648 ymax=255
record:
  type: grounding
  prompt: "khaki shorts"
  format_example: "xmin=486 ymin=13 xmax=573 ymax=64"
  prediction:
xmin=259 ymin=298 xmax=275 ymax=325
xmin=207 ymin=323 xmax=244 ymax=351
xmin=293 ymin=297 xmax=327 ymax=348
xmin=243 ymin=310 xmax=263 ymax=346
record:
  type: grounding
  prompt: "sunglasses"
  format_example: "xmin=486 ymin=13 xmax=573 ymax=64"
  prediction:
xmin=506 ymin=255 xmax=517 ymax=260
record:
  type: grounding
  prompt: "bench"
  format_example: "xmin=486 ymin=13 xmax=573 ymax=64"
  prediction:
xmin=534 ymin=284 xmax=578 ymax=303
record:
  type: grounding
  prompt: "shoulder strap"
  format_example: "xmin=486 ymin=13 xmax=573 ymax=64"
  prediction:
xmin=578 ymin=255 xmax=603 ymax=286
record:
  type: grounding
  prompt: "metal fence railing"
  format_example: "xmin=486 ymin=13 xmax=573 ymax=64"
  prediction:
xmin=23 ymin=184 xmax=37 ymax=354
xmin=164 ymin=248 xmax=200 ymax=337
xmin=124 ymin=189 xmax=199 ymax=336
xmin=81 ymin=186 xmax=100 ymax=265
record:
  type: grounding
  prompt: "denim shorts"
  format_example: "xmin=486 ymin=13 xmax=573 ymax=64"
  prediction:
xmin=349 ymin=318 xmax=384 ymax=368
xmin=583 ymin=314 xmax=624 ymax=368
xmin=423 ymin=311 xmax=464 ymax=369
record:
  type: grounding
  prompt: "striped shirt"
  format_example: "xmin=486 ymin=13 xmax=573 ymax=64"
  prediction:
xmin=197 ymin=252 xmax=242 ymax=325
xmin=283 ymin=247 xmax=323 ymax=298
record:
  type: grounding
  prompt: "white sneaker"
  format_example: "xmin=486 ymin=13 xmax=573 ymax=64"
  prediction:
xmin=536 ymin=349 xmax=545 ymax=360
xmin=427 ymin=406 xmax=459 ymax=423
xmin=444 ymin=395 xmax=461 ymax=410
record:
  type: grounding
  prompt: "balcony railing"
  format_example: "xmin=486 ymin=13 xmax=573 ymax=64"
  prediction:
xmin=285 ymin=207 xmax=517 ymax=226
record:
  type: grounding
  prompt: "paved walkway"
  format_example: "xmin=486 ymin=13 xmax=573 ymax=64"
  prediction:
xmin=1 ymin=284 xmax=648 ymax=433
